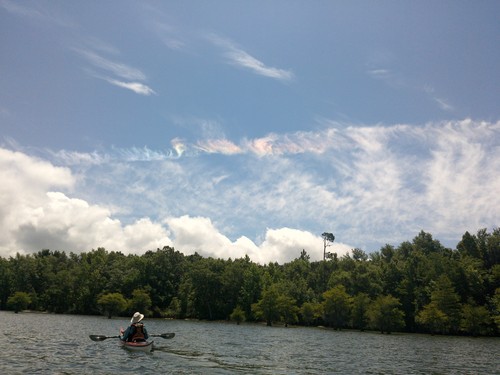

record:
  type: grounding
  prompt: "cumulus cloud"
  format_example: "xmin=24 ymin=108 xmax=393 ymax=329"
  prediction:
xmin=0 ymin=148 xmax=170 ymax=257
xmin=165 ymin=216 xmax=350 ymax=263
xmin=0 ymin=147 xmax=344 ymax=262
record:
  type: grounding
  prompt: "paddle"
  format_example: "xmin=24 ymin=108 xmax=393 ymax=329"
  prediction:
xmin=89 ymin=332 xmax=175 ymax=341
xmin=89 ymin=335 xmax=120 ymax=341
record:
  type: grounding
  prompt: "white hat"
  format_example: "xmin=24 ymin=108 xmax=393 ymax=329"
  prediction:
xmin=131 ymin=312 xmax=144 ymax=324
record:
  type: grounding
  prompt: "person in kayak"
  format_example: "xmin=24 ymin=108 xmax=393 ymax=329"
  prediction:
xmin=122 ymin=312 xmax=149 ymax=342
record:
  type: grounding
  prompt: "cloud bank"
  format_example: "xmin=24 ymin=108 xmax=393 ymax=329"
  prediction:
xmin=1 ymin=119 xmax=498 ymax=263
xmin=0 ymin=148 xmax=345 ymax=262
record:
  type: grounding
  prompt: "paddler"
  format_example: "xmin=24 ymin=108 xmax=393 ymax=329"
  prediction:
xmin=122 ymin=312 xmax=149 ymax=342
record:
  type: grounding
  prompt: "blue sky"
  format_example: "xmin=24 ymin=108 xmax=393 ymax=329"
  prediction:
xmin=1 ymin=0 xmax=499 ymax=263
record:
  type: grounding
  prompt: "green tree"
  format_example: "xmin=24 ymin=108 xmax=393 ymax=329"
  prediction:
xmin=492 ymin=288 xmax=500 ymax=331
xmin=484 ymin=227 xmax=500 ymax=268
xmin=300 ymin=301 xmax=321 ymax=326
xmin=9 ymin=253 xmax=37 ymax=297
xmin=277 ymin=294 xmax=299 ymax=326
xmin=428 ymin=275 xmax=462 ymax=333
xmin=165 ymin=297 xmax=182 ymax=319
xmin=238 ymin=262 xmax=262 ymax=320
xmin=79 ymin=248 xmax=112 ymax=315
xmin=0 ymin=257 xmax=13 ymax=310
xmin=461 ymin=301 xmax=491 ymax=336
xmin=415 ymin=301 xmax=448 ymax=334
xmin=351 ymin=293 xmax=371 ymax=331
xmin=283 ymin=255 xmax=313 ymax=306
xmin=187 ymin=257 xmax=225 ymax=320
xmin=322 ymin=232 xmax=335 ymax=260
xmin=457 ymin=231 xmax=479 ymax=259
xmin=177 ymin=276 xmax=196 ymax=319
xmin=230 ymin=305 xmax=246 ymax=325
xmin=129 ymin=289 xmax=152 ymax=316
xmin=221 ymin=257 xmax=253 ymax=319
xmin=7 ymin=291 xmax=32 ymax=313
xmin=252 ymin=284 xmax=281 ymax=326
xmin=97 ymin=292 xmax=128 ymax=319
xmin=368 ymin=295 xmax=405 ymax=334
xmin=322 ymin=285 xmax=352 ymax=329
xmin=143 ymin=246 xmax=185 ymax=314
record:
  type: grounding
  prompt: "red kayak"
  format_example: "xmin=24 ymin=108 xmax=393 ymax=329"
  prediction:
xmin=119 ymin=328 xmax=154 ymax=352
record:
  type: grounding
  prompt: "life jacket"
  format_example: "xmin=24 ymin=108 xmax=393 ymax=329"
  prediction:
xmin=129 ymin=323 xmax=146 ymax=342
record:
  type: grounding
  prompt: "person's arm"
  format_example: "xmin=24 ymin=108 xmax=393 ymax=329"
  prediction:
xmin=122 ymin=326 xmax=131 ymax=340
xmin=143 ymin=326 xmax=149 ymax=339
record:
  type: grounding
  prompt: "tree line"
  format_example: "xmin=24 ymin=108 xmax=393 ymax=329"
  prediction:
xmin=1 ymin=229 xmax=499 ymax=336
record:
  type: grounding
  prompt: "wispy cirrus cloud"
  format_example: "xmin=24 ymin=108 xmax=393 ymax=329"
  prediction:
xmin=367 ymin=64 xmax=455 ymax=113
xmin=367 ymin=68 xmax=392 ymax=80
xmin=433 ymin=97 xmax=454 ymax=111
xmin=75 ymin=49 xmax=145 ymax=80
xmin=0 ymin=0 xmax=74 ymax=27
xmin=206 ymin=33 xmax=294 ymax=81
xmin=152 ymin=21 xmax=186 ymax=50
xmin=181 ymin=127 xmax=338 ymax=157
xmin=74 ymin=48 xmax=155 ymax=95
xmin=105 ymin=78 xmax=156 ymax=96
xmin=195 ymin=139 xmax=243 ymax=155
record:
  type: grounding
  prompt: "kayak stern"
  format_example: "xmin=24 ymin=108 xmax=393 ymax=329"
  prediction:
xmin=119 ymin=328 xmax=154 ymax=352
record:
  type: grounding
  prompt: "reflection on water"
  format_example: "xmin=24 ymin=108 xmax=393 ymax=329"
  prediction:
xmin=1 ymin=311 xmax=499 ymax=374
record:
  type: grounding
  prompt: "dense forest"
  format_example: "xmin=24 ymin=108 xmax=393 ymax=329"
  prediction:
xmin=1 ymin=229 xmax=499 ymax=336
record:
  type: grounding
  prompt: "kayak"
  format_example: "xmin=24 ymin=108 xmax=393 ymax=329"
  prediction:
xmin=119 ymin=328 xmax=154 ymax=352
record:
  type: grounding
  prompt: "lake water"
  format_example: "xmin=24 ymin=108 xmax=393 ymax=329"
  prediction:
xmin=1 ymin=311 xmax=499 ymax=374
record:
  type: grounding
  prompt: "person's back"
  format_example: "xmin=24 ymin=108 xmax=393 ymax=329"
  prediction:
xmin=122 ymin=312 xmax=149 ymax=342
xmin=128 ymin=322 xmax=146 ymax=342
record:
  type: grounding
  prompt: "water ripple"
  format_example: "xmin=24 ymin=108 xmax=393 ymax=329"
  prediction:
xmin=1 ymin=312 xmax=499 ymax=374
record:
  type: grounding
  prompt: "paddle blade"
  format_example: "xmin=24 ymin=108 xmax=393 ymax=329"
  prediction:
xmin=89 ymin=335 xmax=108 ymax=341
xmin=89 ymin=335 xmax=119 ymax=341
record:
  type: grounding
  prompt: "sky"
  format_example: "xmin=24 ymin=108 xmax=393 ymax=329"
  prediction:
xmin=1 ymin=0 xmax=499 ymax=264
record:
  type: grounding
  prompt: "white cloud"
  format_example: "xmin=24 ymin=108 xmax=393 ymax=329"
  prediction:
xmin=165 ymin=216 xmax=350 ymax=263
xmin=207 ymin=34 xmax=294 ymax=81
xmin=225 ymin=49 xmax=294 ymax=81
xmin=49 ymin=149 xmax=108 ymax=166
xmin=105 ymin=79 xmax=156 ymax=96
xmin=0 ymin=147 xmax=348 ymax=263
xmin=1 ymin=0 xmax=44 ymax=19
xmin=75 ymin=48 xmax=156 ymax=95
xmin=0 ymin=148 xmax=170 ymax=257
xmin=152 ymin=21 xmax=186 ymax=50
xmin=422 ymin=120 xmax=500 ymax=234
xmin=76 ymin=49 xmax=146 ymax=81
xmin=257 ymin=227 xmax=350 ymax=264
xmin=195 ymin=139 xmax=242 ymax=155
xmin=0 ymin=0 xmax=74 ymax=27
xmin=433 ymin=97 xmax=454 ymax=111
xmin=2 ymin=119 xmax=498 ymax=261
xmin=367 ymin=68 xmax=391 ymax=79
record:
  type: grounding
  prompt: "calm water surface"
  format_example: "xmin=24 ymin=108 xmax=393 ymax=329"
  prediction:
xmin=1 ymin=311 xmax=499 ymax=374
